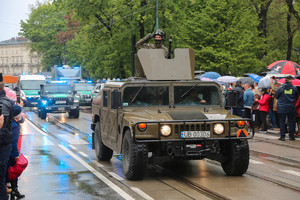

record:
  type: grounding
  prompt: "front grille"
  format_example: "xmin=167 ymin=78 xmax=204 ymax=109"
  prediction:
xmin=174 ymin=123 xmax=210 ymax=135
xmin=81 ymin=94 xmax=91 ymax=99
xmin=54 ymin=97 xmax=68 ymax=104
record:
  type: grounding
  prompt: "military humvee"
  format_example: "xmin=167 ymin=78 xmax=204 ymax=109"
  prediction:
xmin=91 ymin=48 xmax=254 ymax=180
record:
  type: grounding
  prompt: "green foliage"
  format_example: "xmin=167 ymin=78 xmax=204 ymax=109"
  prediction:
xmin=20 ymin=0 xmax=300 ymax=78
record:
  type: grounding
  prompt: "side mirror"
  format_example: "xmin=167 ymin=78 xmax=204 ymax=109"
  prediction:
xmin=111 ymin=90 xmax=121 ymax=109
xmin=226 ymin=90 xmax=238 ymax=108
xmin=74 ymin=90 xmax=77 ymax=94
xmin=38 ymin=91 xmax=40 ymax=94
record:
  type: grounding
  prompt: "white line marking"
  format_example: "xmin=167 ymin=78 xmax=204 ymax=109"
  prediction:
xmin=280 ymin=170 xmax=300 ymax=177
xmin=26 ymin=120 xmax=48 ymax=136
xmin=79 ymin=151 xmax=89 ymax=158
xmin=108 ymin=172 xmax=125 ymax=181
xmin=69 ymin=145 xmax=77 ymax=150
xmin=250 ymin=159 xmax=264 ymax=164
xmin=59 ymin=144 xmax=134 ymax=200
xmin=58 ymin=134 xmax=88 ymax=145
xmin=130 ymin=187 xmax=154 ymax=200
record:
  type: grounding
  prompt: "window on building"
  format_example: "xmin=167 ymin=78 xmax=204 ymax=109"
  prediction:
xmin=12 ymin=50 xmax=14 ymax=55
xmin=1 ymin=58 xmax=3 ymax=65
xmin=12 ymin=57 xmax=14 ymax=64
xmin=6 ymin=58 xmax=8 ymax=65
xmin=6 ymin=50 xmax=8 ymax=55
xmin=21 ymin=57 xmax=23 ymax=64
xmin=30 ymin=57 xmax=32 ymax=64
xmin=16 ymin=57 xmax=19 ymax=64
xmin=16 ymin=50 xmax=18 ymax=54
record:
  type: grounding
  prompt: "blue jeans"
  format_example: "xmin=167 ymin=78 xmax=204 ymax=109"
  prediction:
xmin=278 ymin=112 xmax=296 ymax=139
xmin=232 ymin=107 xmax=245 ymax=118
xmin=269 ymin=108 xmax=277 ymax=128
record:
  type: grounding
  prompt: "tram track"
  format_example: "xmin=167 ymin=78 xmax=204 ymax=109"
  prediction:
xmin=150 ymin=163 xmax=231 ymax=200
xmin=204 ymin=159 xmax=300 ymax=193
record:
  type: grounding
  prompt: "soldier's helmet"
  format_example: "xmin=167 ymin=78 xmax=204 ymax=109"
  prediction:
xmin=153 ymin=29 xmax=164 ymax=45
xmin=154 ymin=29 xmax=164 ymax=38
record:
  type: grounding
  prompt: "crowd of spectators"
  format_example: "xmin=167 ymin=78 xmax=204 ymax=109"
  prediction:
xmin=227 ymin=75 xmax=299 ymax=141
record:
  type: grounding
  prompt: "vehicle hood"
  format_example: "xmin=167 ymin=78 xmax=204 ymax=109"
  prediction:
xmin=47 ymin=94 xmax=71 ymax=98
xmin=123 ymin=108 xmax=236 ymax=124
xmin=77 ymin=90 xmax=92 ymax=95
xmin=23 ymin=90 xmax=39 ymax=96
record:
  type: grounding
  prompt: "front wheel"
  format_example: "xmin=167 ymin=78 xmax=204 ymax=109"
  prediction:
xmin=40 ymin=109 xmax=47 ymax=120
xmin=220 ymin=140 xmax=249 ymax=176
xmin=122 ymin=130 xmax=148 ymax=180
xmin=94 ymin=122 xmax=113 ymax=161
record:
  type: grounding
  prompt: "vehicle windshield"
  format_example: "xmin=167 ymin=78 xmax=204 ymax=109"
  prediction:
xmin=174 ymin=86 xmax=220 ymax=106
xmin=21 ymin=80 xmax=46 ymax=90
xmin=123 ymin=86 xmax=169 ymax=107
xmin=44 ymin=85 xmax=72 ymax=94
xmin=74 ymin=85 xmax=94 ymax=91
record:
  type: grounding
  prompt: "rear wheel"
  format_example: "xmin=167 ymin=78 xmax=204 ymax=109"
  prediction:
xmin=94 ymin=122 xmax=113 ymax=161
xmin=220 ymin=140 xmax=249 ymax=176
xmin=122 ymin=130 xmax=148 ymax=180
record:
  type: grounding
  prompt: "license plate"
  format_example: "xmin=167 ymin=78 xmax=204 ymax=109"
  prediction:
xmin=31 ymin=102 xmax=38 ymax=105
xmin=58 ymin=107 xmax=65 ymax=111
xmin=86 ymin=99 xmax=91 ymax=102
xmin=56 ymin=101 xmax=66 ymax=104
xmin=181 ymin=131 xmax=210 ymax=138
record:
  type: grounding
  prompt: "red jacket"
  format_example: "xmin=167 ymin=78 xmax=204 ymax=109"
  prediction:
xmin=257 ymin=94 xmax=271 ymax=113
xmin=295 ymin=96 xmax=300 ymax=118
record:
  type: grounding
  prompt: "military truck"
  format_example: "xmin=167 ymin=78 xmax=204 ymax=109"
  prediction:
xmin=91 ymin=48 xmax=254 ymax=180
xmin=38 ymin=81 xmax=80 ymax=119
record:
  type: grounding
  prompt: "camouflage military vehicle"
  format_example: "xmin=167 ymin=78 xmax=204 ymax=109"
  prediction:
xmin=91 ymin=48 xmax=254 ymax=180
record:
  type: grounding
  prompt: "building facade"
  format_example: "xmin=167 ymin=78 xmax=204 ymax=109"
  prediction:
xmin=0 ymin=37 xmax=42 ymax=75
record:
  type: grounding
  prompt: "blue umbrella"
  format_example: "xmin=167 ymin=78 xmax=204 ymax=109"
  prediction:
xmin=248 ymin=74 xmax=262 ymax=82
xmin=200 ymin=71 xmax=221 ymax=80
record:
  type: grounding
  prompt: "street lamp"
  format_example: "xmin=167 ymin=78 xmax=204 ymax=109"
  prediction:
xmin=295 ymin=47 xmax=300 ymax=64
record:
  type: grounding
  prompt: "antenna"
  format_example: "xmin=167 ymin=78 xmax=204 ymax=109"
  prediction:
xmin=156 ymin=0 xmax=159 ymax=30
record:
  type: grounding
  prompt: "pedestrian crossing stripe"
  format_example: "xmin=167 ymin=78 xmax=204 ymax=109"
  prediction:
xmin=237 ymin=129 xmax=248 ymax=137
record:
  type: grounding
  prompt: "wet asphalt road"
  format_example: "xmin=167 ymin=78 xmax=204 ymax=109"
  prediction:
xmin=16 ymin=109 xmax=300 ymax=200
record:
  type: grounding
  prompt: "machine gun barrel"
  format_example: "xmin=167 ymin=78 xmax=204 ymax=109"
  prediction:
xmin=166 ymin=35 xmax=173 ymax=59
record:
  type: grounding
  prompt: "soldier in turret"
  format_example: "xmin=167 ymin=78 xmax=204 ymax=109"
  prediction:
xmin=136 ymin=29 xmax=168 ymax=56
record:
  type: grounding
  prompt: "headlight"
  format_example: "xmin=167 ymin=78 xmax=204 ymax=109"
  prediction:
xmin=160 ymin=125 xmax=171 ymax=136
xmin=74 ymin=99 xmax=79 ymax=103
xmin=213 ymin=123 xmax=224 ymax=135
xmin=41 ymin=100 xmax=47 ymax=105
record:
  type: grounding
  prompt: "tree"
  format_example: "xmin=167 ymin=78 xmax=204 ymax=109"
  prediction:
xmin=20 ymin=2 xmax=66 ymax=71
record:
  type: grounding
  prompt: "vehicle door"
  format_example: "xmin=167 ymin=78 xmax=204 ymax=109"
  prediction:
xmin=101 ymin=88 xmax=119 ymax=150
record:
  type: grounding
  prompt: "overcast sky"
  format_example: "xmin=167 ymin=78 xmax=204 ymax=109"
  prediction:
xmin=0 ymin=0 xmax=38 ymax=41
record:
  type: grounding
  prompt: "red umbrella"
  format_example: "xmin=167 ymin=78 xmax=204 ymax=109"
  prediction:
xmin=278 ymin=78 xmax=300 ymax=86
xmin=267 ymin=60 xmax=300 ymax=76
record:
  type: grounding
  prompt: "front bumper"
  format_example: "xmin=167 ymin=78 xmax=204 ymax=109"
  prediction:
xmin=43 ymin=104 xmax=79 ymax=113
xmin=24 ymin=97 xmax=39 ymax=107
xmin=132 ymin=118 xmax=255 ymax=143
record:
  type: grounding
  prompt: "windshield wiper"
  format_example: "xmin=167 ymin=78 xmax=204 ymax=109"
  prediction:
xmin=131 ymin=84 xmax=145 ymax=103
xmin=180 ymin=81 xmax=201 ymax=98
